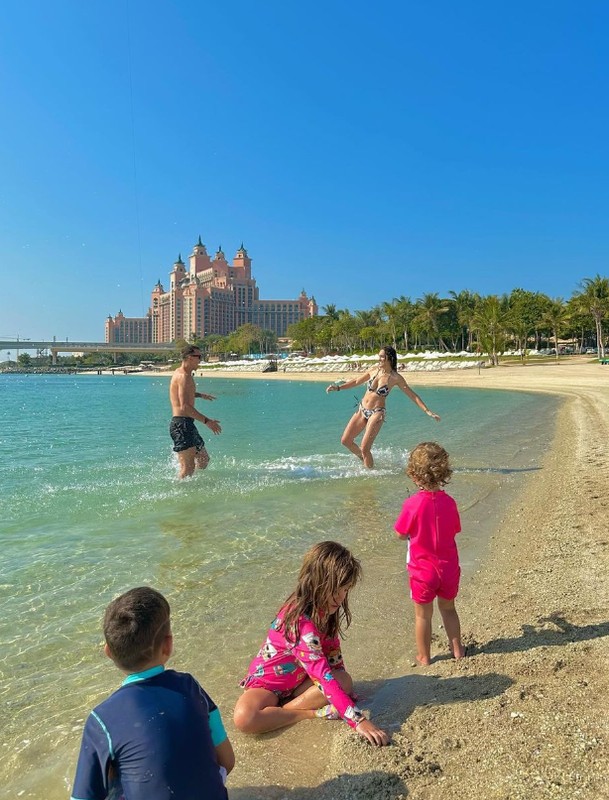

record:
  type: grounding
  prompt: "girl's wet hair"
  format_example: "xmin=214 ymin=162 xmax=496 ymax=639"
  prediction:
xmin=382 ymin=345 xmax=398 ymax=371
xmin=281 ymin=541 xmax=362 ymax=642
xmin=407 ymin=442 xmax=452 ymax=489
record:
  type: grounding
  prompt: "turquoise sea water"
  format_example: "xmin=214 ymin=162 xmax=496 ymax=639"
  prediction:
xmin=0 ymin=374 xmax=559 ymax=798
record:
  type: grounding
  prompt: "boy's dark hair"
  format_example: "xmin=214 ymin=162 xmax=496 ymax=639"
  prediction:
xmin=181 ymin=343 xmax=201 ymax=360
xmin=103 ymin=587 xmax=171 ymax=672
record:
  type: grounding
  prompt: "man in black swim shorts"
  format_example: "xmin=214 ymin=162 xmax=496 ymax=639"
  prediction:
xmin=169 ymin=344 xmax=222 ymax=479
xmin=169 ymin=416 xmax=206 ymax=453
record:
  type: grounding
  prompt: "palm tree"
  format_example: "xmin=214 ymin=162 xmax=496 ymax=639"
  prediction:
xmin=286 ymin=317 xmax=319 ymax=354
xmin=448 ymin=290 xmax=479 ymax=352
xmin=471 ymin=296 xmax=510 ymax=366
xmin=332 ymin=311 xmax=359 ymax=354
xmin=393 ymin=295 xmax=415 ymax=351
xmin=540 ymin=298 xmax=569 ymax=361
xmin=322 ymin=304 xmax=340 ymax=321
xmin=574 ymin=275 xmax=609 ymax=358
xmin=358 ymin=325 xmax=379 ymax=350
xmin=413 ymin=293 xmax=450 ymax=350
xmin=354 ymin=308 xmax=381 ymax=328
xmin=565 ymin=296 xmax=594 ymax=353
xmin=380 ymin=301 xmax=400 ymax=348
xmin=506 ymin=289 xmax=551 ymax=353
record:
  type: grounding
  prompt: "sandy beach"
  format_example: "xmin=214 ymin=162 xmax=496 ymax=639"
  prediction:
xmin=81 ymin=359 xmax=608 ymax=798
xmin=207 ymin=359 xmax=607 ymax=800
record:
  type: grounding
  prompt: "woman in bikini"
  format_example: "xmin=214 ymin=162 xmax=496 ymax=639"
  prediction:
xmin=326 ymin=345 xmax=440 ymax=469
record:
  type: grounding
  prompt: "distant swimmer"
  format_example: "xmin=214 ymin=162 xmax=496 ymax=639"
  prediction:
xmin=169 ymin=344 xmax=221 ymax=479
xmin=326 ymin=345 xmax=440 ymax=469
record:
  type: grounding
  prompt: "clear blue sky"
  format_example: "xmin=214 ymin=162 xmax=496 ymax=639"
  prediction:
xmin=1 ymin=1 xmax=607 ymax=343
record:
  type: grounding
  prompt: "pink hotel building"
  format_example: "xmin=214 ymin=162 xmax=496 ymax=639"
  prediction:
xmin=105 ymin=237 xmax=318 ymax=345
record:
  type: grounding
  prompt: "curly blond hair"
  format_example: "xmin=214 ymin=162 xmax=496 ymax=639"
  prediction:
xmin=407 ymin=442 xmax=452 ymax=489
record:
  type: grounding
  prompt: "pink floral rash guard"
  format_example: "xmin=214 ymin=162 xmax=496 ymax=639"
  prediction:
xmin=240 ymin=608 xmax=363 ymax=728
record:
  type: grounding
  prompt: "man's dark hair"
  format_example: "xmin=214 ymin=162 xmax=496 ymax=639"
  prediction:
xmin=103 ymin=587 xmax=171 ymax=671
xmin=181 ymin=344 xmax=201 ymax=360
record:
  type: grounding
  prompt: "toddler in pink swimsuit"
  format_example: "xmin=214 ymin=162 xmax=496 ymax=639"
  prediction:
xmin=395 ymin=442 xmax=466 ymax=665
xmin=233 ymin=541 xmax=389 ymax=746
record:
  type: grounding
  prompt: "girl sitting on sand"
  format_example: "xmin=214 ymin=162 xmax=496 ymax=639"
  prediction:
xmin=394 ymin=442 xmax=466 ymax=665
xmin=233 ymin=541 xmax=389 ymax=746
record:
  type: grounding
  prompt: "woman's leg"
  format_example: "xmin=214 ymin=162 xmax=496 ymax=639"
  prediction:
xmin=413 ymin=601 xmax=434 ymax=665
xmin=437 ymin=596 xmax=465 ymax=659
xmin=340 ymin=412 xmax=368 ymax=461
xmin=359 ymin=412 xmax=385 ymax=469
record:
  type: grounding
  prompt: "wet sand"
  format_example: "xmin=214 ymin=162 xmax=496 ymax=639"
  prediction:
xmin=219 ymin=360 xmax=609 ymax=800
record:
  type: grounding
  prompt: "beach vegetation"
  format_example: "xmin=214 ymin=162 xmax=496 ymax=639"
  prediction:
xmin=506 ymin=289 xmax=549 ymax=353
xmin=321 ymin=303 xmax=340 ymax=321
xmin=281 ymin=274 xmax=608 ymax=362
xmin=448 ymin=290 xmax=480 ymax=352
xmin=540 ymin=299 xmax=570 ymax=361
xmin=471 ymin=296 xmax=510 ymax=366
xmin=176 ymin=325 xmax=280 ymax=361
xmin=572 ymin=275 xmax=609 ymax=359
xmin=157 ymin=273 xmax=609 ymax=364
xmin=412 ymin=293 xmax=451 ymax=351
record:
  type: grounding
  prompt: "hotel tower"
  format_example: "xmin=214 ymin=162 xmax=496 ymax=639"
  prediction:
xmin=105 ymin=237 xmax=317 ymax=344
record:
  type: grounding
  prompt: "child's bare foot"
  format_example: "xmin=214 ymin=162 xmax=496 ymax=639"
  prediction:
xmin=450 ymin=644 xmax=467 ymax=660
xmin=415 ymin=655 xmax=432 ymax=666
xmin=315 ymin=703 xmax=341 ymax=720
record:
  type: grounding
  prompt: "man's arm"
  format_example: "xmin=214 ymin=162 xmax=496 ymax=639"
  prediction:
xmin=176 ymin=374 xmax=209 ymax=424
xmin=171 ymin=372 xmax=222 ymax=433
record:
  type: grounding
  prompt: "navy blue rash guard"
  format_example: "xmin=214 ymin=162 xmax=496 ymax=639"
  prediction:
xmin=71 ymin=666 xmax=228 ymax=800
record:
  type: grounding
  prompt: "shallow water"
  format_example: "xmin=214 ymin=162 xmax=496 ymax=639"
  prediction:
xmin=0 ymin=374 xmax=559 ymax=798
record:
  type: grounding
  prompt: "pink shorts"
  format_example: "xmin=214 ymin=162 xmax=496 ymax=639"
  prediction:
xmin=239 ymin=673 xmax=304 ymax=699
xmin=409 ymin=565 xmax=460 ymax=605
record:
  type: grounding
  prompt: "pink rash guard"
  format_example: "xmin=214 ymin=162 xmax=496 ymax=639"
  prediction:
xmin=240 ymin=608 xmax=363 ymax=728
xmin=394 ymin=490 xmax=462 ymax=603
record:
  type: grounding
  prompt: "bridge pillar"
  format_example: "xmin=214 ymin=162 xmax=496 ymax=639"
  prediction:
xmin=113 ymin=351 xmax=118 ymax=364
xmin=51 ymin=349 xmax=58 ymax=365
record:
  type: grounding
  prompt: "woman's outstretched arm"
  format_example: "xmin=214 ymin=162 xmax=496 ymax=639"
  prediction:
xmin=395 ymin=374 xmax=441 ymax=420
xmin=326 ymin=371 xmax=371 ymax=394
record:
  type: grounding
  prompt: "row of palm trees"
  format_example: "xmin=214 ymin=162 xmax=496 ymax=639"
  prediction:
xmin=286 ymin=275 xmax=609 ymax=364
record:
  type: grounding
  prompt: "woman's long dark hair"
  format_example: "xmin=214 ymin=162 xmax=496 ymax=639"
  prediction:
xmin=280 ymin=541 xmax=362 ymax=642
xmin=382 ymin=345 xmax=398 ymax=371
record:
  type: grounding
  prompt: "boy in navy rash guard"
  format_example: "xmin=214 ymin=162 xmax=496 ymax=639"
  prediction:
xmin=70 ymin=587 xmax=234 ymax=800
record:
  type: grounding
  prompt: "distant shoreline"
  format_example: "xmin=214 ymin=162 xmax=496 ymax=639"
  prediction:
xmin=2 ymin=354 xmax=596 ymax=382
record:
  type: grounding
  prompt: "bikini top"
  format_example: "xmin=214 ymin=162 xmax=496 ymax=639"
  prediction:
xmin=366 ymin=375 xmax=390 ymax=396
